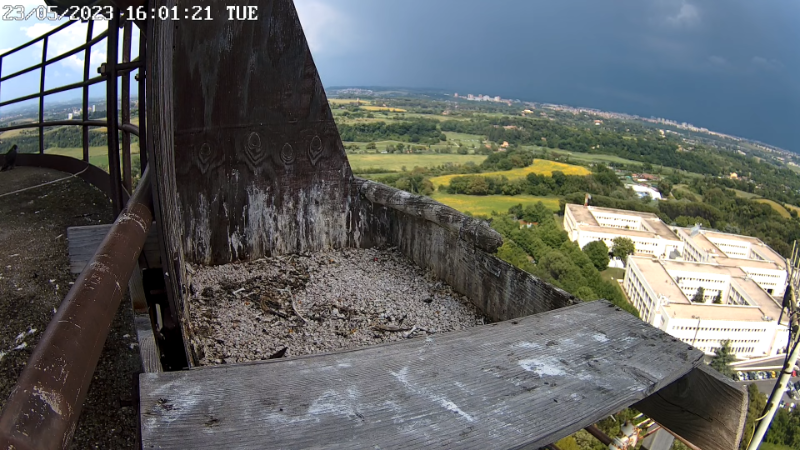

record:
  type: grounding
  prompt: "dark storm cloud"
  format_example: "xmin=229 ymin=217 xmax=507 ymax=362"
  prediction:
xmin=300 ymin=0 xmax=800 ymax=151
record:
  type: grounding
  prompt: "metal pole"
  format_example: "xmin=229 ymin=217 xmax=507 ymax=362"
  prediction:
xmin=121 ymin=20 xmax=132 ymax=190
xmin=106 ymin=8 xmax=123 ymax=213
xmin=137 ymin=26 xmax=147 ymax=172
xmin=690 ymin=316 xmax=701 ymax=347
xmin=585 ymin=424 xmax=613 ymax=446
xmin=747 ymin=241 xmax=800 ymax=450
xmin=82 ymin=20 xmax=94 ymax=162
xmin=0 ymin=168 xmax=153 ymax=450
xmin=39 ymin=36 xmax=47 ymax=154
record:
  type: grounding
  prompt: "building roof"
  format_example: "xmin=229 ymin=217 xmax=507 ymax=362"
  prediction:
xmin=630 ymin=257 xmax=689 ymax=304
xmin=566 ymin=204 xmax=681 ymax=242
xmin=629 ymin=257 xmax=786 ymax=324
xmin=661 ymin=303 xmax=777 ymax=323
xmin=675 ymin=227 xmax=787 ymax=271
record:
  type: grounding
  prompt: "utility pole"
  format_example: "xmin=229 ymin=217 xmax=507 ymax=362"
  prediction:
xmin=747 ymin=241 xmax=800 ymax=450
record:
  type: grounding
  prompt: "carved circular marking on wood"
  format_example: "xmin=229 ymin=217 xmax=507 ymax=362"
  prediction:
xmin=243 ymin=131 xmax=267 ymax=166
xmin=281 ymin=142 xmax=295 ymax=165
xmin=199 ymin=143 xmax=212 ymax=164
xmin=308 ymin=135 xmax=324 ymax=166
xmin=197 ymin=143 xmax=212 ymax=173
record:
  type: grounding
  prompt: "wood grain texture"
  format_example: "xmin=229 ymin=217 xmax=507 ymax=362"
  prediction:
xmin=135 ymin=314 xmax=163 ymax=373
xmin=140 ymin=301 xmax=704 ymax=450
xmin=358 ymin=179 xmax=502 ymax=253
xmin=147 ymin=0 xmax=193 ymax=364
xmin=172 ymin=0 xmax=356 ymax=265
xmin=67 ymin=224 xmax=160 ymax=274
xmin=634 ymin=364 xmax=747 ymax=450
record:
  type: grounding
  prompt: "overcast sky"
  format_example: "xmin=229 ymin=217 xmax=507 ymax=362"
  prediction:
xmin=2 ymin=0 xmax=798 ymax=151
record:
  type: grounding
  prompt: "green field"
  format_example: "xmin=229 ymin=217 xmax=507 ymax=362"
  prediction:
xmin=784 ymin=203 xmax=800 ymax=214
xmin=601 ymin=268 xmax=625 ymax=283
xmin=443 ymin=132 xmax=484 ymax=143
xmin=732 ymin=189 xmax=761 ymax=199
xmin=46 ymin=144 xmax=140 ymax=172
xmin=755 ymin=198 xmax=791 ymax=218
xmin=759 ymin=443 xmax=793 ymax=450
xmin=348 ymin=153 xmax=486 ymax=172
xmin=428 ymin=159 xmax=591 ymax=188
xmin=430 ymin=193 xmax=560 ymax=216
xmin=523 ymin=146 xmax=641 ymax=166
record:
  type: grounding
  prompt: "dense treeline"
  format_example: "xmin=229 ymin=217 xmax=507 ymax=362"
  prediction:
xmin=439 ymin=114 xmax=800 ymax=207
xmin=337 ymin=118 xmax=446 ymax=144
xmin=564 ymin=187 xmax=800 ymax=257
xmin=444 ymin=164 xmax=622 ymax=197
xmin=489 ymin=209 xmax=639 ymax=316
xmin=4 ymin=126 xmax=137 ymax=153
xmin=440 ymin=116 xmax=724 ymax=174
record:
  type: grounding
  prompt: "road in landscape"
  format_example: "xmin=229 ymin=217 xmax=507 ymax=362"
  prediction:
xmin=739 ymin=377 xmax=800 ymax=407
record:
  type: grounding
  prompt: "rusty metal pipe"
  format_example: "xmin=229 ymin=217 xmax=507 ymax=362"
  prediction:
xmin=585 ymin=424 xmax=613 ymax=446
xmin=0 ymin=168 xmax=152 ymax=450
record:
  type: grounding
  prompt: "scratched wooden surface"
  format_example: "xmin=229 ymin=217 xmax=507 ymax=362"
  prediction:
xmin=148 ymin=0 xmax=194 ymax=364
xmin=139 ymin=301 xmax=704 ymax=449
xmin=635 ymin=364 xmax=747 ymax=450
xmin=172 ymin=0 xmax=356 ymax=265
xmin=67 ymin=224 xmax=160 ymax=274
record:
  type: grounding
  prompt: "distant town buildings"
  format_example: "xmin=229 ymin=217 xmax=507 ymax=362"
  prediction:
xmin=563 ymin=204 xmax=683 ymax=258
xmin=455 ymin=93 xmax=513 ymax=105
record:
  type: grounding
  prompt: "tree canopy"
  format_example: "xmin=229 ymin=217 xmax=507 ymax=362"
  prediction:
xmin=582 ymin=240 xmax=610 ymax=271
xmin=611 ymin=237 xmax=635 ymax=261
xmin=710 ymin=340 xmax=735 ymax=377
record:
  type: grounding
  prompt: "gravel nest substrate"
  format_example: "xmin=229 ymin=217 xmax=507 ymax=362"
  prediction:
xmin=188 ymin=247 xmax=486 ymax=364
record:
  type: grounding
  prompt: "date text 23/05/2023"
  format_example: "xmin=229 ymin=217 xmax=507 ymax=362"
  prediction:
xmin=0 ymin=5 xmax=258 ymax=22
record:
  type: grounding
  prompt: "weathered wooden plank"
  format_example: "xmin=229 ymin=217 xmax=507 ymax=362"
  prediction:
xmin=140 ymin=301 xmax=704 ymax=449
xmin=635 ymin=363 xmax=747 ymax=450
xmin=147 ymin=0 xmax=192 ymax=364
xmin=358 ymin=179 xmax=502 ymax=253
xmin=353 ymin=189 xmax=576 ymax=321
xmin=172 ymin=0 xmax=355 ymax=265
xmin=135 ymin=314 xmax=162 ymax=373
xmin=67 ymin=224 xmax=161 ymax=274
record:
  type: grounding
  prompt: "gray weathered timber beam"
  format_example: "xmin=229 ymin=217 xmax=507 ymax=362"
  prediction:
xmin=139 ymin=301 xmax=707 ymax=449
xmin=634 ymin=363 xmax=747 ymax=450
xmin=356 ymin=178 xmax=502 ymax=253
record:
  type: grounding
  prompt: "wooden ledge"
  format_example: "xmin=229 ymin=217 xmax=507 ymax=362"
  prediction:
xmin=138 ymin=301 xmax=730 ymax=449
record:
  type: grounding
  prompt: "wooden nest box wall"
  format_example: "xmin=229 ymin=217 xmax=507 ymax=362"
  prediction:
xmin=141 ymin=1 xmax=748 ymax=448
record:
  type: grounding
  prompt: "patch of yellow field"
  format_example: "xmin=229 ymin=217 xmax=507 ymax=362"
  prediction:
xmin=755 ymin=199 xmax=791 ymax=218
xmin=430 ymin=193 xmax=560 ymax=216
xmin=360 ymin=106 xmax=407 ymax=112
xmin=784 ymin=204 xmax=800 ymax=214
xmin=329 ymin=98 xmax=372 ymax=105
xmin=428 ymin=159 xmax=590 ymax=188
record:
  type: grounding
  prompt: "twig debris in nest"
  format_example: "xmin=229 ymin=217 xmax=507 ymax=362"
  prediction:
xmin=187 ymin=247 xmax=486 ymax=365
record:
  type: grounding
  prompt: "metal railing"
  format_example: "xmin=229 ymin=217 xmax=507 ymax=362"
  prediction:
xmin=0 ymin=11 xmax=144 ymax=212
xmin=0 ymin=7 xmax=153 ymax=449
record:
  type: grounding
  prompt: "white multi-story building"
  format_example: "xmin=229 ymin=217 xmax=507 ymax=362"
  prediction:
xmin=628 ymin=184 xmax=662 ymax=200
xmin=624 ymin=257 xmax=789 ymax=359
xmin=675 ymin=227 xmax=787 ymax=296
xmin=563 ymin=204 xmax=683 ymax=258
